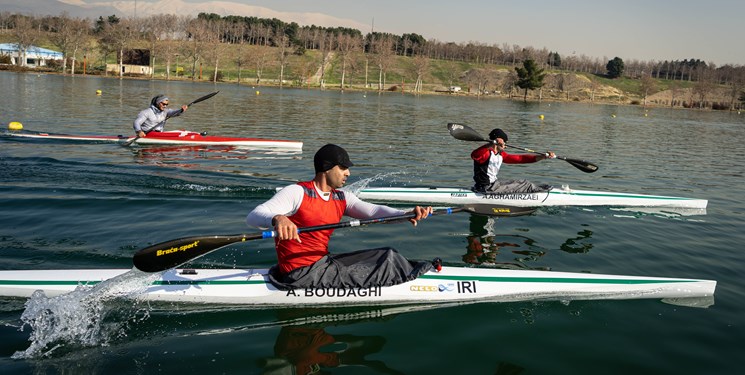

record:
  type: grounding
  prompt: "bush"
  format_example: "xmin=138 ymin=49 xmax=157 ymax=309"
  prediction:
xmin=45 ymin=59 xmax=62 ymax=70
xmin=712 ymin=102 xmax=729 ymax=110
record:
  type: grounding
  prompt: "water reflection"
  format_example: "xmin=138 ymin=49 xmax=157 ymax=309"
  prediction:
xmin=464 ymin=214 xmax=549 ymax=269
xmin=260 ymin=326 xmax=400 ymax=375
xmin=131 ymin=145 xmax=301 ymax=164
xmin=464 ymin=213 xmax=596 ymax=267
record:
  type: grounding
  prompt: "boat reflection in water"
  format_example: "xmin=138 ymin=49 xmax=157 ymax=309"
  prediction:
xmin=130 ymin=144 xmax=303 ymax=171
xmin=463 ymin=214 xmax=550 ymax=269
xmin=260 ymin=326 xmax=396 ymax=375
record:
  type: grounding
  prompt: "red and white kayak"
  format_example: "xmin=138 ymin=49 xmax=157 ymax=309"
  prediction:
xmin=3 ymin=129 xmax=303 ymax=150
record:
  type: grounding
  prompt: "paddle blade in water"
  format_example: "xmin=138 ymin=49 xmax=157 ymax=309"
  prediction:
xmin=463 ymin=204 xmax=536 ymax=217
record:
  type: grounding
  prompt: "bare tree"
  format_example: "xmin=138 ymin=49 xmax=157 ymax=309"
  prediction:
xmin=231 ymin=22 xmax=248 ymax=83
xmin=692 ymin=69 xmax=715 ymax=109
xmin=143 ymin=14 xmax=180 ymax=79
xmin=49 ymin=14 xmax=90 ymax=74
xmin=639 ymin=74 xmax=658 ymax=106
xmin=669 ymin=81 xmax=682 ymax=108
xmin=335 ymin=33 xmax=361 ymax=90
xmin=98 ymin=17 xmax=137 ymax=78
xmin=727 ymin=71 xmax=745 ymax=111
xmin=411 ymin=54 xmax=429 ymax=93
xmin=202 ymin=18 xmax=228 ymax=82
xmin=297 ymin=56 xmax=317 ymax=88
xmin=372 ymin=35 xmax=395 ymax=91
xmin=317 ymin=30 xmax=333 ymax=88
xmin=276 ymin=34 xmax=291 ymax=87
xmin=181 ymin=17 xmax=210 ymax=81
xmin=249 ymin=45 xmax=272 ymax=84
xmin=463 ymin=68 xmax=495 ymax=97
xmin=10 ymin=15 xmax=41 ymax=67
xmin=155 ymin=14 xmax=186 ymax=80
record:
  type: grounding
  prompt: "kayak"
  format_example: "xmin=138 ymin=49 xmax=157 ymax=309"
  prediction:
xmin=0 ymin=267 xmax=716 ymax=307
xmin=2 ymin=129 xmax=303 ymax=149
xmin=356 ymin=186 xmax=708 ymax=210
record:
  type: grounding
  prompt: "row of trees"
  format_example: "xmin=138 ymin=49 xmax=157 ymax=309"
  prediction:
xmin=1 ymin=11 xmax=744 ymax=107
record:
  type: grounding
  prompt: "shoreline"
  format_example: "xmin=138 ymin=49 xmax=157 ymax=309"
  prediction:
xmin=4 ymin=67 xmax=740 ymax=113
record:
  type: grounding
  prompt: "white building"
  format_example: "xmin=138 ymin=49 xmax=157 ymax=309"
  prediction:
xmin=0 ymin=43 xmax=63 ymax=67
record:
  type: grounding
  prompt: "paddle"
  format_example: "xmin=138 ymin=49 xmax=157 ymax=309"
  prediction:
xmin=132 ymin=204 xmax=535 ymax=273
xmin=124 ymin=91 xmax=220 ymax=146
xmin=447 ymin=122 xmax=598 ymax=173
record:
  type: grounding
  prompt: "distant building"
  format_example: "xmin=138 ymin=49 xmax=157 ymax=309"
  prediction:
xmin=105 ymin=63 xmax=153 ymax=76
xmin=0 ymin=43 xmax=63 ymax=67
xmin=106 ymin=48 xmax=152 ymax=75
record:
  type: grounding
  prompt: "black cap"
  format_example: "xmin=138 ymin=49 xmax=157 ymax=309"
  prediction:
xmin=488 ymin=128 xmax=508 ymax=142
xmin=314 ymin=144 xmax=354 ymax=173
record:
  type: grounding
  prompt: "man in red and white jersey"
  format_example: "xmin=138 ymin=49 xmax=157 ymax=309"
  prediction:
xmin=471 ymin=128 xmax=554 ymax=193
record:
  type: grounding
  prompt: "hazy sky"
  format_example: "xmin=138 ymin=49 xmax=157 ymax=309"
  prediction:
xmin=4 ymin=0 xmax=744 ymax=65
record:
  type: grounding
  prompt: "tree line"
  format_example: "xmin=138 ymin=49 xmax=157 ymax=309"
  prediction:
xmin=1 ymin=10 xmax=744 ymax=107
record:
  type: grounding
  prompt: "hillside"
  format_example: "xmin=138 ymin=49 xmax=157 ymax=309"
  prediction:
xmin=2 ymin=34 xmax=740 ymax=110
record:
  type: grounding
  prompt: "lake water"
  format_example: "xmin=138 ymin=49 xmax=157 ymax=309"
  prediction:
xmin=1 ymin=71 xmax=743 ymax=374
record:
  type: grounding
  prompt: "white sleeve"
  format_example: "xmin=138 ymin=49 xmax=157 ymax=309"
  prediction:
xmin=246 ymin=185 xmax=304 ymax=229
xmin=344 ymin=192 xmax=405 ymax=219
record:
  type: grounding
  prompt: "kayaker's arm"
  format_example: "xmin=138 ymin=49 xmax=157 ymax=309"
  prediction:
xmin=167 ymin=105 xmax=188 ymax=119
xmin=247 ymin=185 xmax=303 ymax=242
xmin=346 ymin=193 xmax=432 ymax=226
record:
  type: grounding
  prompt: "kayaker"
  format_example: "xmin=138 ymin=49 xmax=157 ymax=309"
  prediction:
xmin=471 ymin=128 xmax=555 ymax=193
xmin=132 ymin=94 xmax=188 ymax=137
xmin=246 ymin=143 xmax=434 ymax=289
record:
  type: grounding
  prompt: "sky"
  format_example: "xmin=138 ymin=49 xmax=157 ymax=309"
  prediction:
xmin=2 ymin=0 xmax=743 ymax=65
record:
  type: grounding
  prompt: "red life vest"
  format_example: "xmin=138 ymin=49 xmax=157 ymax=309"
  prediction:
xmin=276 ymin=180 xmax=347 ymax=274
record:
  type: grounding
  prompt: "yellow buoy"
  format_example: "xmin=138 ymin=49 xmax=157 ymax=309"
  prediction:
xmin=96 ymin=90 xmax=102 ymax=95
xmin=8 ymin=121 xmax=23 ymax=131
xmin=611 ymin=114 xmax=616 ymax=118
xmin=256 ymin=91 xmax=260 ymax=95
xmin=538 ymin=114 xmax=545 ymax=120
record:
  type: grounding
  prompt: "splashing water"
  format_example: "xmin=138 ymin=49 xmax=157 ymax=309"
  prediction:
xmin=343 ymin=171 xmax=411 ymax=195
xmin=12 ymin=269 xmax=160 ymax=359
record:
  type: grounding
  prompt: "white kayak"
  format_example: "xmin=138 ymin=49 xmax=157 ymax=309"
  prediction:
xmin=3 ymin=129 xmax=303 ymax=150
xmin=356 ymin=186 xmax=708 ymax=210
xmin=0 ymin=267 xmax=716 ymax=307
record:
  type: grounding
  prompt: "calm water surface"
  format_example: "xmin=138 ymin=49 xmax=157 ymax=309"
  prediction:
xmin=1 ymin=72 xmax=744 ymax=374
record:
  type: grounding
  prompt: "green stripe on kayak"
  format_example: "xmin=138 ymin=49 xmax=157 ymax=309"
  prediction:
xmin=419 ymin=274 xmax=694 ymax=284
xmin=548 ymin=191 xmax=696 ymax=201
xmin=0 ymin=277 xmax=694 ymax=287
xmin=361 ymin=188 xmax=696 ymax=201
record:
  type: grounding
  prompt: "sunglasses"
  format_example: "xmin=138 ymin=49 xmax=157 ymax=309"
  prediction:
xmin=159 ymin=102 xmax=169 ymax=107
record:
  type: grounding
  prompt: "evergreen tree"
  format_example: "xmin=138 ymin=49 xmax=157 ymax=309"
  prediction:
xmin=606 ymin=57 xmax=625 ymax=78
xmin=548 ymin=52 xmax=561 ymax=68
xmin=515 ymin=59 xmax=546 ymax=102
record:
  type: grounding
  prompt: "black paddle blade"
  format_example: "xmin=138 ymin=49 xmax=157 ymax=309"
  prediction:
xmin=447 ymin=123 xmax=488 ymax=142
xmin=188 ymin=91 xmax=219 ymax=106
xmin=463 ymin=204 xmax=536 ymax=217
xmin=561 ymin=157 xmax=599 ymax=173
xmin=133 ymin=234 xmax=258 ymax=272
